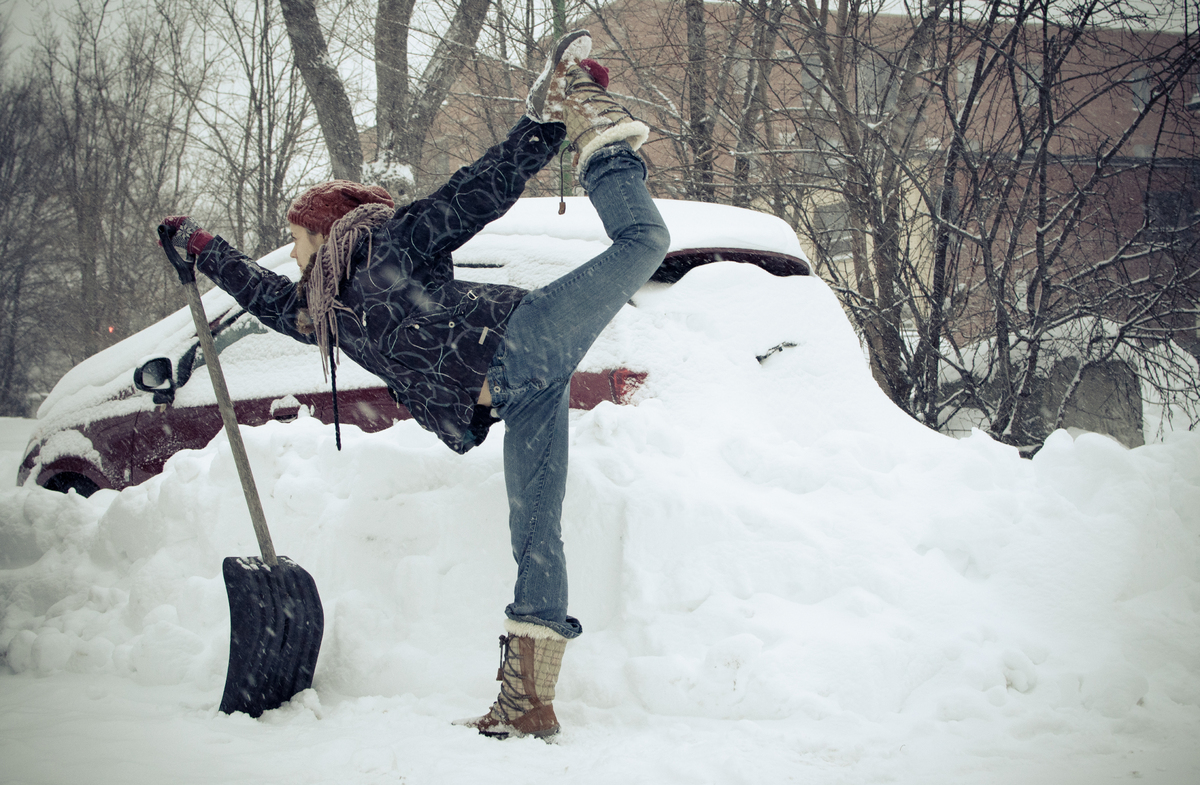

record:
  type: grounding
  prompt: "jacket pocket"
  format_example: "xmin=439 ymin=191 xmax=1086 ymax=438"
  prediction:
xmin=379 ymin=288 xmax=503 ymax=382
xmin=379 ymin=306 xmax=460 ymax=376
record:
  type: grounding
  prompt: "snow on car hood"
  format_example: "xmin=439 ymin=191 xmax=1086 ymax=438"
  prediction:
xmin=34 ymin=199 xmax=808 ymax=433
xmin=34 ymin=247 xmax=298 ymax=428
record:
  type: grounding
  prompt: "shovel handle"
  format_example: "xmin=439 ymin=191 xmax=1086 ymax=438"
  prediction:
xmin=158 ymin=227 xmax=278 ymax=566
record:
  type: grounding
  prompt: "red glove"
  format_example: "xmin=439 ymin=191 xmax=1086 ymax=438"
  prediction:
xmin=160 ymin=216 xmax=214 ymax=256
xmin=580 ymin=59 xmax=610 ymax=90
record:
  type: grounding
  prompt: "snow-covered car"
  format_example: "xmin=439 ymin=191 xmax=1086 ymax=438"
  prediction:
xmin=18 ymin=198 xmax=809 ymax=496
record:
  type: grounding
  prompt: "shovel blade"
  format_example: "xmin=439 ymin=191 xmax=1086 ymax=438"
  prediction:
xmin=219 ymin=556 xmax=324 ymax=717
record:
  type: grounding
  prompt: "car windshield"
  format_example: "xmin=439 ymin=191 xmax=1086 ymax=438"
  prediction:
xmin=170 ymin=310 xmax=269 ymax=389
xmin=208 ymin=311 xmax=269 ymax=359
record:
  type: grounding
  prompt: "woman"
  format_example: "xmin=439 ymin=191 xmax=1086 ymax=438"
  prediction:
xmin=162 ymin=30 xmax=668 ymax=740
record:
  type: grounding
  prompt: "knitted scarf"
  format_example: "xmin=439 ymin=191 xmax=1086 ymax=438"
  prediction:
xmin=296 ymin=202 xmax=393 ymax=378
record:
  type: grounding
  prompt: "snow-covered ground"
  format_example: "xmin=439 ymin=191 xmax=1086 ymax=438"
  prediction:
xmin=2 ymin=260 xmax=1199 ymax=784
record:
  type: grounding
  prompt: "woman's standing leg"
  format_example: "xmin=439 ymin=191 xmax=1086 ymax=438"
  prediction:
xmin=489 ymin=143 xmax=668 ymax=635
xmin=460 ymin=143 xmax=667 ymax=740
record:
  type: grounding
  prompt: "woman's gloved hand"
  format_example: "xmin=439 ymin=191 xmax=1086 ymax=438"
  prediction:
xmin=160 ymin=215 xmax=214 ymax=257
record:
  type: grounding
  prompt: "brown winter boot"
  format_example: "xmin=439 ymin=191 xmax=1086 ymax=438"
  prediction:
xmin=560 ymin=60 xmax=649 ymax=179
xmin=453 ymin=620 xmax=568 ymax=740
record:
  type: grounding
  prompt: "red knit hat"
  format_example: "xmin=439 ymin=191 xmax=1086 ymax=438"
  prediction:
xmin=287 ymin=180 xmax=395 ymax=237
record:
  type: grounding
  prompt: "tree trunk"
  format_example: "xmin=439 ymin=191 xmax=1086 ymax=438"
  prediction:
xmin=374 ymin=0 xmax=415 ymax=187
xmin=278 ymin=0 xmax=363 ymax=182
xmin=373 ymin=0 xmax=491 ymax=199
xmin=685 ymin=0 xmax=715 ymax=201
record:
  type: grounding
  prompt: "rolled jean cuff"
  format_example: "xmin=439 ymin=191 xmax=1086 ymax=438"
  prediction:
xmin=505 ymin=607 xmax=583 ymax=640
xmin=580 ymin=141 xmax=646 ymax=191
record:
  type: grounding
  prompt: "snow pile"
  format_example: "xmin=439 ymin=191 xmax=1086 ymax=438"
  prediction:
xmin=2 ymin=263 xmax=1199 ymax=783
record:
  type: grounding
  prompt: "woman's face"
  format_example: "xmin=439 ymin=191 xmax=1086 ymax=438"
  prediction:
xmin=289 ymin=223 xmax=326 ymax=273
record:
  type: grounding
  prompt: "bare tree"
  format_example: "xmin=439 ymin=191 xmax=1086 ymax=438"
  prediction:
xmin=747 ymin=0 xmax=952 ymax=405
xmin=0 ymin=0 xmax=324 ymax=413
xmin=420 ymin=0 xmax=584 ymax=197
xmin=425 ymin=0 xmax=542 ymax=176
xmin=278 ymin=0 xmax=363 ymax=183
xmin=573 ymin=0 xmax=1199 ymax=447
xmin=578 ymin=0 xmax=787 ymax=203
xmin=684 ymin=0 xmax=717 ymax=201
xmin=278 ymin=0 xmax=494 ymax=199
xmin=925 ymin=3 xmax=1200 ymax=447
xmin=0 ymin=44 xmax=64 ymax=415
xmin=35 ymin=1 xmax=194 ymax=362
xmin=158 ymin=0 xmax=324 ymax=257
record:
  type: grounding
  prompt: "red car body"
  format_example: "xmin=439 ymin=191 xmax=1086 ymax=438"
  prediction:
xmin=19 ymin=367 xmax=648 ymax=496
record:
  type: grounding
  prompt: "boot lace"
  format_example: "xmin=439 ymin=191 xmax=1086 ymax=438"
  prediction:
xmin=493 ymin=634 xmax=529 ymax=722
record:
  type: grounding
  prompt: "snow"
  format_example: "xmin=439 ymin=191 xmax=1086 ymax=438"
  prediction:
xmin=363 ymin=160 xmax=416 ymax=191
xmin=2 ymin=226 xmax=1200 ymax=782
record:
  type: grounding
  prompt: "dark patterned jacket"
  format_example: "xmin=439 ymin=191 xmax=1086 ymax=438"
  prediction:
xmin=195 ymin=118 xmax=567 ymax=454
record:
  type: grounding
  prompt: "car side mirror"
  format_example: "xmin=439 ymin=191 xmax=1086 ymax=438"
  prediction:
xmin=134 ymin=357 xmax=176 ymax=405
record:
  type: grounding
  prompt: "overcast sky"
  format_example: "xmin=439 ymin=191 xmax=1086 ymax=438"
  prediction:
xmin=1 ymin=0 xmax=73 ymax=56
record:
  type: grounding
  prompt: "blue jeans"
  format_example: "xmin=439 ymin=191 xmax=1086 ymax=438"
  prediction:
xmin=486 ymin=143 xmax=670 ymax=639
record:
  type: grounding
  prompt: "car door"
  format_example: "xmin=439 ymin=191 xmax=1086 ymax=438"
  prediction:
xmin=130 ymin=313 xmax=272 ymax=485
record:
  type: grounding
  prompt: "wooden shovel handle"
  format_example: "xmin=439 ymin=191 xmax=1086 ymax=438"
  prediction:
xmin=159 ymin=228 xmax=278 ymax=566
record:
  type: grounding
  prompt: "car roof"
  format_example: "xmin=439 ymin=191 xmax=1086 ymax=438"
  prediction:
xmin=472 ymin=197 xmax=805 ymax=257
xmin=456 ymin=198 xmax=808 ymax=288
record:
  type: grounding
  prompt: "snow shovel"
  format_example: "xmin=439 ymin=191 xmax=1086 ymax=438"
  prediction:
xmin=158 ymin=227 xmax=324 ymax=717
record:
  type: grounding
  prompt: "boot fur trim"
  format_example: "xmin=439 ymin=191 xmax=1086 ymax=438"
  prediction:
xmin=577 ymin=120 xmax=650 ymax=178
xmin=504 ymin=618 xmax=569 ymax=641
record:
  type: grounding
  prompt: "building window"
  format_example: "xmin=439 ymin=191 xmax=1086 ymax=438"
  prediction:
xmin=1131 ymin=66 xmax=1151 ymax=111
xmin=956 ymin=61 xmax=974 ymax=104
xmin=1147 ymin=192 xmax=1185 ymax=228
xmin=797 ymin=135 xmax=844 ymax=178
xmin=800 ymin=54 xmax=828 ymax=110
xmin=814 ymin=201 xmax=853 ymax=259
xmin=858 ymin=53 xmax=898 ymax=116
xmin=1145 ymin=191 xmax=1194 ymax=244
xmin=1187 ymin=69 xmax=1200 ymax=111
xmin=1020 ymin=60 xmax=1042 ymax=107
